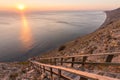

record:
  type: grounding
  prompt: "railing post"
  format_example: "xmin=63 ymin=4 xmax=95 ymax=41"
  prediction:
xmin=30 ymin=62 xmax=33 ymax=70
xmin=58 ymin=69 xmax=61 ymax=80
xmin=80 ymin=77 xmax=88 ymax=80
xmin=33 ymin=63 xmax=35 ymax=69
xmin=82 ymin=56 xmax=87 ymax=66
xmin=81 ymin=56 xmax=87 ymax=71
xmin=105 ymin=55 xmax=114 ymax=62
xmin=36 ymin=65 xmax=40 ymax=74
xmin=34 ymin=64 xmax=40 ymax=74
xmin=50 ymin=67 xmax=53 ymax=79
xmin=61 ymin=58 xmax=63 ymax=65
xmin=40 ymin=65 xmax=42 ymax=74
xmin=71 ymin=57 xmax=75 ymax=67
xmin=43 ymin=66 xmax=45 ymax=72
xmin=54 ymin=58 xmax=57 ymax=65
xmin=50 ymin=59 xmax=52 ymax=65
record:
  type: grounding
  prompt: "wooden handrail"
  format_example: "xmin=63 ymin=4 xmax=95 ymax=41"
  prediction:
xmin=36 ymin=52 xmax=120 ymax=67
xmin=39 ymin=52 xmax=120 ymax=60
xmin=31 ymin=61 xmax=119 ymax=80
xmin=53 ymin=61 xmax=120 ymax=66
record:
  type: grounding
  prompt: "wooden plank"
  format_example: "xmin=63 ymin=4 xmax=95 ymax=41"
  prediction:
xmin=57 ymin=61 xmax=120 ymax=66
xmin=31 ymin=61 xmax=119 ymax=80
xmin=40 ymin=52 xmax=120 ymax=60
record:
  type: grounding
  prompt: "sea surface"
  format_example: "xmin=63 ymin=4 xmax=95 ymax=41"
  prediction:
xmin=0 ymin=11 xmax=106 ymax=62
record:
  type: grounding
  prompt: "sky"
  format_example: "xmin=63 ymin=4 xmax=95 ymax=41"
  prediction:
xmin=0 ymin=0 xmax=120 ymax=11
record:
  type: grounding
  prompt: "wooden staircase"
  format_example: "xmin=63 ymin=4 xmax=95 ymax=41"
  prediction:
xmin=29 ymin=52 xmax=120 ymax=80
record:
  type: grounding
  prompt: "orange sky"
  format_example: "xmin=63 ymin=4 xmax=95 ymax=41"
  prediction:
xmin=0 ymin=0 xmax=120 ymax=11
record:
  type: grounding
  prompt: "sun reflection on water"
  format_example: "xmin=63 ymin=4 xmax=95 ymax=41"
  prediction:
xmin=20 ymin=14 xmax=33 ymax=51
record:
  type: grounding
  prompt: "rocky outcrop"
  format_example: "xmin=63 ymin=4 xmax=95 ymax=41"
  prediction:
xmin=0 ymin=62 xmax=40 ymax=80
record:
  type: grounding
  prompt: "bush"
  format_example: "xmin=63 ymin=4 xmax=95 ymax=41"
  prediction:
xmin=18 ymin=61 xmax=29 ymax=65
xmin=58 ymin=45 xmax=66 ymax=51
xmin=9 ymin=73 xmax=18 ymax=80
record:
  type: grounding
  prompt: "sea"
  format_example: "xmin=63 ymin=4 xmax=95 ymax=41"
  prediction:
xmin=0 ymin=11 xmax=106 ymax=62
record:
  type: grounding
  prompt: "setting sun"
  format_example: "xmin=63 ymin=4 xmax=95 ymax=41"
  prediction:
xmin=17 ymin=4 xmax=25 ymax=10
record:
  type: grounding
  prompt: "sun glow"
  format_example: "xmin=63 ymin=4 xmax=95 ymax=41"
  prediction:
xmin=20 ymin=15 xmax=33 ymax=50
xmin=17 ymin=4 xmax=25 ymax=10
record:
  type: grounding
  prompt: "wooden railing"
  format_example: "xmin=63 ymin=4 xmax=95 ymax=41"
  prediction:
xmin=30 ymin=61 xmax=119 ymax=80
xmin=39 ymin=52 xmax=120 ymax=67
xmin=30 ymin=52 xmax=120 ymax=80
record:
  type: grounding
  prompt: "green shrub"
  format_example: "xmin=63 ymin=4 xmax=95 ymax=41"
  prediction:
xmin=18 ymin=61 xmax=29 ymax=65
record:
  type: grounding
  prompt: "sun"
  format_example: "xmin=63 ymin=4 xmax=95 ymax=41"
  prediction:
xmin=17 ymin=4 xmax=25 ymax=10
